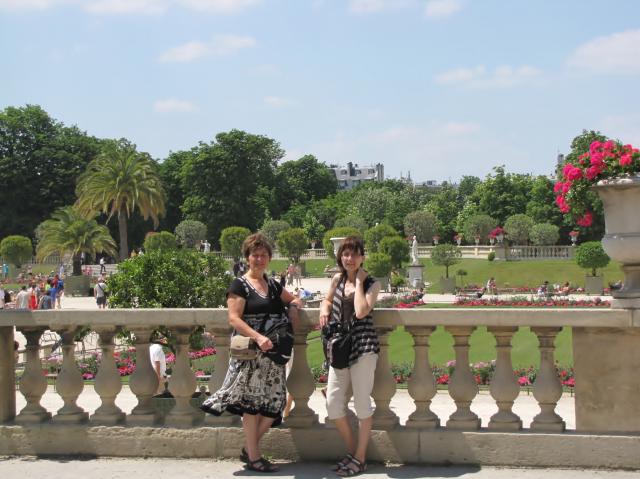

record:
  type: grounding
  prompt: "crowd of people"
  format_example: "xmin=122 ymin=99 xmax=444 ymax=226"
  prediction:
xmin=1 ymin=270 xmax=65 ymax=310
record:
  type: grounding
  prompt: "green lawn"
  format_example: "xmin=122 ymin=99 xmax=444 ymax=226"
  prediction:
xmin=305 ymin=326 xmax=573 ymax=369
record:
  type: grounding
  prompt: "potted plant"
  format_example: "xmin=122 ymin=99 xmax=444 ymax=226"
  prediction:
xmin=569 ymin=230 xmax=579 ymax=246
xmin=556 ymin=139 xmax=640 ymax=302
xmin=432 ymin=235 xmax=440 ymax=245
xmin=430 ymin=244 xmax=462 ymax=294
xmin=574 ymin=241 xmax=610 ymax=295
xmin=453 ymin=234 xmax=463 ymax=246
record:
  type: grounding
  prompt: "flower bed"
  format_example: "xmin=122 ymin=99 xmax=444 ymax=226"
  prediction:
xmin=454 ymin=296 xmax=609 ymax=307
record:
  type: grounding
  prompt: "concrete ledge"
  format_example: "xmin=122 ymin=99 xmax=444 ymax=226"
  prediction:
xmin=1 ymin=425 xmax=639 ymax=469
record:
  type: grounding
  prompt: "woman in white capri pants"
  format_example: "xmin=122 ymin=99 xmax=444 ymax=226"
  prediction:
xmin=319 ymin=236 xmax=381 ymax=477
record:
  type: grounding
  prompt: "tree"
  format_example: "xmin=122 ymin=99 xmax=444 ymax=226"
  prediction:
xmin=260 ymin=219 xmax=291 ymax=247
xmin=0 ymin=235 xmax=32 ymax=269
xmin=378 ymin=235 xmax=410 ymax=268
xmin=276 ymin=228 xmax=308 ymax=264
xmin=35 ymin=207 xmax=117 ymax=275
xmin=526 ymin=176 xmax=563 ymax=226
xmin=457 ymin=176 xmax=481 ymax=202
xmin=144 ymin=231 xmax=178 ymax=252
xmin=158 ymin=150 xmax=192 ymax=233
xmin=107 ymin=250 xmax=229 ymax=308
xmin=462 ymin=214 xmax=497 ymax=245
xmin=364 ymin=224 xmax=398 ymax=253
xmin=302 ymin=212 xmax=325 ymax=248
xmin=274 ymin=155 xmax=337 ymax=216
xmin=430 ymin=244 xmax=462 ymax=278
xmin=220 ymin=226 xmax=251 ymax=261
xmin=529 ymin=223 xmax=560 ymax=246
xmin=180 ymin=130 xmax=283 ymax=246
xmin=425 ymin=183 xmax=459 ymax=241
xmin=472 ymin=166 xmax=534 ymax=225
xmin=0 ymin=105 xmax=100 ymax=239
xmin=504 ymin=214 xmax=535 ymax=245
xmin=575 ymin=241 xmax=610 ymax=277
xmin=174 ymin=220 xmax=207 ymax=249
xmin=75 ymin=138 xmax=166 ymax=261
xmin=334 ymin=215 xmax=368 ymax=234
xmin=323 ymin=227 xmax=361 ymax=259
xmin=403 ymin=210 xmax=437 ymax=243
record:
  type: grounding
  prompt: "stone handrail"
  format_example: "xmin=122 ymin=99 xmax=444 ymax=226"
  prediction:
xmin=1 ymin=307 xmax=640 ymax=467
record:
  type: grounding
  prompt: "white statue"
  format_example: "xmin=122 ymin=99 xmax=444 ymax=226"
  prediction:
xmin=411 ymin=235 xmax=419 ymax=265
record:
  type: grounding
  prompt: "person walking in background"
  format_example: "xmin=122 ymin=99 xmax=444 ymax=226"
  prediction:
xmin=319 ymin=236 xmax=381 ymax=477
xmin=99 ymin=257 xmax=106 ymax=275
xmin=486 ymin=277 xmax=497 ymax=295
xmin=2 ymin=263 xmax=9 ymax=280
xmin=15 ymin=286 xmax=30 ymax=310
xmin=149 ymin=338 xmax=168 ymax=395
xmin=94 ymin=276 xmax=108 ymax=309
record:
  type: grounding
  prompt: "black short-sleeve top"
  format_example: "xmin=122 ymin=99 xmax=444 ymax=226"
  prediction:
xmin=228 ymin=276 xmax=284 ymax=317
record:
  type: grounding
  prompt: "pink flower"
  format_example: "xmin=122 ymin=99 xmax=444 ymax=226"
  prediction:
xmin=562 ymin=164 xmax=583 ymax=181
xmin=576 ymin=212 xmax=593 ymax=227
xmin=585 ymin=165 xmax=602 ymax=180
xmin=555 ymin=195 xmax=570 ymax=213
xmin=620 ymin=153 xmax=633 ymax=166
xmin=589 ymin=140 xmax=602 ymax=154
xmin=518 ymin=376 xmax=531 ymax=386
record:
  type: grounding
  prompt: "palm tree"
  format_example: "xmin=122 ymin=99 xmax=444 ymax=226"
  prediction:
xmin=75 ymin=139 xmax=166 ymax=261
xmin=36 ymin=207 xmax=118 ymax=275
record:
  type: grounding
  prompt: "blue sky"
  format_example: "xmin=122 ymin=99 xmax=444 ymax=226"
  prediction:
xmin=2 ymin=0 xmax=640 ymax=183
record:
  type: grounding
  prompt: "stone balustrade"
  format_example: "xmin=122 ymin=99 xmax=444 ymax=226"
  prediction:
xmin=1 ymin=307 xmax=640 ymax=468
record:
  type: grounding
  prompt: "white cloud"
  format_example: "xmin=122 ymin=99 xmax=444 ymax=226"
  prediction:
xmin=159 ymin=41 xmax=209 ymax=63
xmin=84 ymin=0 xmax=168 ymax=15
xmin=348 ymin=0 xmax=414 ymax=14
xmin=153 ymin=98 xmax=197 ymax=113
xmin=177 ymin=0 xmax=260 ymax=13
xmin=159 ymin=35 xmax=255 ymax=62
xmin=567 ymin=29 xmax=640 ymax=75
xmin=264 ymin=96 xmax=293 ymax=108
xmin=599 ymin=113 xmax=640 ymax=146
xmin=435 ymin=64 xmax=541 ymax=87
xmin=0 ymin=0 xmax=60 ymax=9
xmin=425 ymin=0 xmax=462 ymax=18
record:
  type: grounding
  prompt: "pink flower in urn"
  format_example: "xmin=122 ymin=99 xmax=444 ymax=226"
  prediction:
xmin=620 ymin=153 xmax=633 ymax=166
xmin=576 ymin=212 xmax=593 ymax=227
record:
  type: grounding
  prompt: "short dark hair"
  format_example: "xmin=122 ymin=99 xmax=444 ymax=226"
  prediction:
xmin=336 ymin=236 xmax=365 ymax=275
xmin=242 ymin=233 xmax=273 ymax=260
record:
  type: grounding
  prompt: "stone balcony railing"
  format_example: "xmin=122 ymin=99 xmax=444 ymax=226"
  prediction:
xmin=1 ymin=308 xmax=640 ymax=468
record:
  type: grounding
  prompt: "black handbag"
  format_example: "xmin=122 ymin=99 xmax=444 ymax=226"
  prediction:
xmin=260 ymin=313 xmax=294 ymax=365
xmin=328 ymin=320 xmax=353 ymax=369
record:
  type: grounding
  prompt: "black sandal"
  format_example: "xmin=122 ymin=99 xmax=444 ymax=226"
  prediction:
xmin=336 ymin=455 xmax=367 ymax=477
xmin=240 ymin=448 xmax=249 ymax=463
xmin=331 ymin=453 xmax=355 ymax=471
xmin=245 ymin=457 xmax=280 ymax=473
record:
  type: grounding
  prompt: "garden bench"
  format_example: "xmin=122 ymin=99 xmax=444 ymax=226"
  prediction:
xmin=456 ymin=288 xmax=484 ymax=299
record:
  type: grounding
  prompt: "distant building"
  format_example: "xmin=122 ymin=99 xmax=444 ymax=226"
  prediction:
xmin=329 ymin=162 xmax=384 ymax=190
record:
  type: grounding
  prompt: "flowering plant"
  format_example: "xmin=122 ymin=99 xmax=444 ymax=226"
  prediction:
xmin=555 ymin=140 xmax=640 ymax=226
xmin=453 ymin=234 xmax=462 ymax=241
xmin=488 ymin=226 xmax=503 ymax=239
xmin=569 ymin=230 xmax=579 ymax=237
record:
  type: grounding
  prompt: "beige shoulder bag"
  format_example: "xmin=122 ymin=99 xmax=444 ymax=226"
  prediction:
xmin=230 ymin=335 xmax=257 ymax=360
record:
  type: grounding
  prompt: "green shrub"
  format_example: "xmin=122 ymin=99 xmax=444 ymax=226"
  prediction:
xmin=333 ymin=215 xmax=368 ymax=234
xmin=403 ymin=210 xmax=437 ymax=243
xmin=276 ymin=227 xmax=308 ymax=263
xmin=0 ymin=235 xmax=32 ymax=269
xmin=575 ymin=241 xmax=610 ymax=277
xmin=144 ymin=231 xmax=178 ymax=252
xmin=174 ymin=220 xmax=207 ymax=249
xmin=219 ymin=226 xmax=251 ymax=261
xmin=504 ymin=214 xmax=535 ymax=245
xmin=487 ymin=252 xmax=496 ymax=261
xmin=529 ymin=223 xmax=560 ymax=246
xmin=108 ymin=249 xmax=230 ymax=308
xmin=379 ymin=235 xmax=410 ymax=268
xmin=364 ymin=224 xmax=397 ymax=253
xmin=365 ymin=252 xmax=392 ymax=278
xmin=260 ymin=219 xmax=291 ymax=247
xmin=462 ymin=214 xmax=497 ymax=245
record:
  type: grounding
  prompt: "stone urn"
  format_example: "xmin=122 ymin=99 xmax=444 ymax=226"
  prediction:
xmin=593 ymin=176 xmax=640 ymax=307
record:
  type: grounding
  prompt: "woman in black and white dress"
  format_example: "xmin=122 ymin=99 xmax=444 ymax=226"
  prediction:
xmin=201 ymin=233 xmax=302 ymax=473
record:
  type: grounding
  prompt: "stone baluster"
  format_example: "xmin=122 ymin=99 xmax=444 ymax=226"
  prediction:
xmin=405 ymin=326 xmax=439 ymax=428
xmin=166 ymin=327 xmax=198 ymax=427
xmin=91 ymin=327 xmax=125 ymax=425
xmin=285 ymin=321 xmax=318 ymax=428
xmin=531 ymin=327 xmax=565 ymax=432
xmin=488 ymin=327 xmax=522 ymax=430
xmin=52 ymin=328 xmax=88 ymax=423
xmin=16 ymin=327 xmax=51 ymax=424
xmin=0 ymin=326 xmax=16 ymax=424
xmin=204 ymin=324 xmax=238 ymax=426
xmin=128 ymin=327 xmax=158 ymax=425
xmin=371 ymin=326 xmax=399 ymax=429
xmin=446 ymin=327 xmax=480 ymax=430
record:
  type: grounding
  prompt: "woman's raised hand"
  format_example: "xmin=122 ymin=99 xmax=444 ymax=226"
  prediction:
xmin=255 ymin=334 xmax=273 ymax=352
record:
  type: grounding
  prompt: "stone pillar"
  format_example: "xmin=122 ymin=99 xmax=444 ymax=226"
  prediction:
xmin=52 ymin=328 xmax=88 ymax=423
xmin=531 ymin=327 xmax=565 ymax=432
xmin=166 ymin=327 xmax=198 ymax=427
xmin=91 ymin=327 xmax=125 ymax=425
xmin=204 ymin=325 xmax=238 ymax=426
xmin=128 ymin=327 xmax=158 ymax=425
xmin=405 ymin=326 xmax=439 ymax=429
xmin=371 ymin=327 xmax=399 ymax=429
xmin=446 ymin=327 xmax=480 ymax=430
xmin=573 ymin=327 xmax=640 ymax=432
xmin=0 ymin=327 xmax=16 ymax=423
xmin=16 ymin=327 xmax=51 ymax=423
xmin=488 ymin=327 xmax=522 ymax=430
xmin=285 ymin=323 xmax=319 ymax=428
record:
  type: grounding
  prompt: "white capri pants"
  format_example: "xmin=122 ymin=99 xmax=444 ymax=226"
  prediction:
xmin=326 ymin=353 xmax=378 ymax=420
